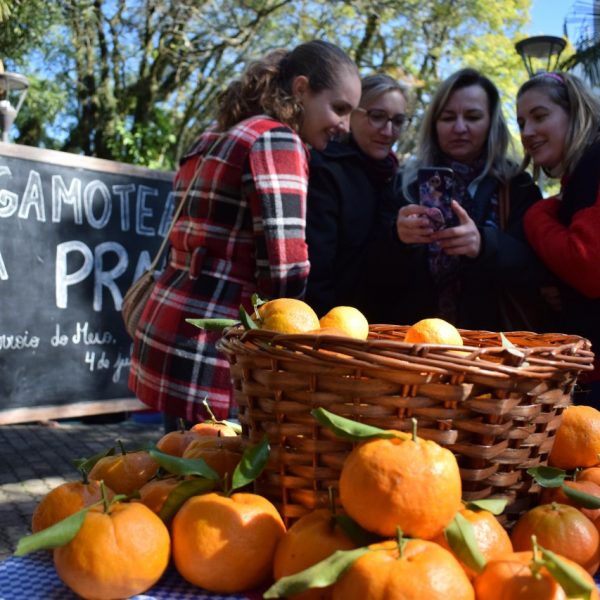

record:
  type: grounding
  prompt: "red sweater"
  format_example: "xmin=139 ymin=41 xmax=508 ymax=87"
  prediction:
xmin=524 ymin=145 xmax=600 ymax=382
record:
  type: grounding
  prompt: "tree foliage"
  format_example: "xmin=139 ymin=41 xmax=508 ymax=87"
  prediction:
xmin=2 ymin=0 xmax=535 ymax=169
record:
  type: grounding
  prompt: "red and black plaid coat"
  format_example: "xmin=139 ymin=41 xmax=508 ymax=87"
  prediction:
xmin=128 ymin=116 xmax=310 ymax=420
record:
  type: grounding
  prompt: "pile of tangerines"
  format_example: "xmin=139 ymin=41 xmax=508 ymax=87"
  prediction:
xmin=15 ymin=300 xmax=600 ymax=600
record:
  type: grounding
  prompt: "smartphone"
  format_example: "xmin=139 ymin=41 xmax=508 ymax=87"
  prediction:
xmin=418 ymin=167 xmax=456 ymax=230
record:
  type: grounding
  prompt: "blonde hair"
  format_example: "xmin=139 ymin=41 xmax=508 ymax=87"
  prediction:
xmin=517 ymin=71 xmax=600 ymax=178
xmin=403 ymin=68 xmax=517 ymax=201
xmin=217 ymin=40 xmax=358 ymax=132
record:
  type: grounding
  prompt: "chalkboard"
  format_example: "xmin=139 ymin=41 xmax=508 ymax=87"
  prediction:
xmin=0 ymin=142 xmax=175 ymax=424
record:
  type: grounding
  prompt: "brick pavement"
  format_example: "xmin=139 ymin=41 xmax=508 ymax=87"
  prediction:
xmin=0 ymin=417 xmax=163 ymax=561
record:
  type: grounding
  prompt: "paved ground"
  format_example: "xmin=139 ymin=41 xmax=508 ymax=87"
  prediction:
xmin=0 ymin=416 xmax=163 ymax=561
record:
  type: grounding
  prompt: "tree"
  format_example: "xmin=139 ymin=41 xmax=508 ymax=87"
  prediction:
xmin=2 ymin=0 xmax=534 ymax=168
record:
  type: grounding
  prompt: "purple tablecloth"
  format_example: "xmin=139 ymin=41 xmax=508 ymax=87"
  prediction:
xmin=0 ymin=553 xmax=264 ymax=599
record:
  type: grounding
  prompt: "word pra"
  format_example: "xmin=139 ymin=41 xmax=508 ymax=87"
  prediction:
xmin=56 ymin=240 xmax=156 ymax=311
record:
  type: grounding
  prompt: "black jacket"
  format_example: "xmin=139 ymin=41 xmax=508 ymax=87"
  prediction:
xmin=305 ymin=139 xmax=398 ymax=319
xmin=364 ymin=170 xmax=557 ymax=331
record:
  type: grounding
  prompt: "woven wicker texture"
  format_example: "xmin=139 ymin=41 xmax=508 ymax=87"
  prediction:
xmin=217 ymin=325 xmax=594 ymax=525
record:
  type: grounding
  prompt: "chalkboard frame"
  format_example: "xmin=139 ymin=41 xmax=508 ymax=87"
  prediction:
xmin=0 ymin=142 xmax=174 ymax=424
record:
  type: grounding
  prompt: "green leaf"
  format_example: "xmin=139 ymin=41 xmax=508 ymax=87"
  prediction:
xmin=185 ymin=318 xmax=239 ymax=331
xmin=464 ymin=498 xmax=508 ymax=515
xmin=158 ymin=478 xmax=216 ymax=523
xmin=541 ymin=547 xmax=594 ymax=600
xmin=231 ymin=437 xmax=270 ymax=492
xmin=527 ymin=465 xmax=567 ymax=488
xmin=221 ymin=420 xmax=242 ymax=434
xmin=263 ymin=547 xmax=370 ymax=599
xmin=251 ymin=293 xmax=267 ymax=309
xmin=334 ymin=514 xmax=383 ymax=547
xmin=72 ymin=446 xmax=115 ymax=476
xmin=561 ymin=484 xmax=600 ymax=508
xmin=15 ymin=506 xmax=90 ymax=556
xmin=146 ymin=447 xmax=220 ymax=481
xmin=239 ymin=305 xmax=258 ymax=330
xmin=443 ymin=512 xmax=487 ymax=574
xmin=310 ymin=408 xmax=408 ymax=442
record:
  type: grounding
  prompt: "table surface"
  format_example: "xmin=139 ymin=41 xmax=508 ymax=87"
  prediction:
xmin=0 ymin=553 xmax=265 ymax=600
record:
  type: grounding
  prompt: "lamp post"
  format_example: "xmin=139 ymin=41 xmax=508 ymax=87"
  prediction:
xmin=514 ymin=35 xmax=567 ymax=77
xmin=0 ymin=66 xmax=30 ymax=143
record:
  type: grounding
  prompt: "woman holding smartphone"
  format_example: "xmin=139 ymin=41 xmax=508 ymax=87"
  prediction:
xmin=369 ymin=67 xmax=552 ymax=331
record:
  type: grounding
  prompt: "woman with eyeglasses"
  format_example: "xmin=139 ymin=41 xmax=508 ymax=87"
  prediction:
xmin=305 ymin=73 xmax=408 ymax=318
xmin=369 ymin=67 xmax=553 ymax=331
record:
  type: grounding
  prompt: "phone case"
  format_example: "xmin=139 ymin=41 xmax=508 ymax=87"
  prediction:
xmin=417 ymin=167 xmax=456 ymax=230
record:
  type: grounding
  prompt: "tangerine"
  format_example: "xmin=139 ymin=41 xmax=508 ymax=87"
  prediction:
xmin=54 ymin=501 xmax=170 ymax=600
xmin=31 ymin=480 xmax=114 ymax=534
xmin=549 ymin=405 xmax=600 ymax=470
xmin=171 ymin=492 xmax=286 ymax=593
xmin=431 ymin=506 xmax=513 ymax=579
xmin=257 ymin=298 xmax=320 ymax=334
xmin=88 ymin=450 xmax=159 ymax=495
xmin=182 ymin=435 xmax=244 ymax=487
xmin=319 ymin=306 xmax=369 ymax=340
xmin=273 ymin=508 xmax=357 ymax=600
xmin=473 ymin=550 xmax=599 ymax=600
xmin=137 ymin=476 xmax=181 ymax=515
xmin=331 ymin=539 xmax=474 ymax=600
xmin=156 ymin=428 xmax=207 ymax=457
xmin=510 ymin=503 xmax=600 ymax=575
xmin=338 ymin=430 xmax=462 ymax=539
xmin=404 ymin=317 xmax=463 ymax=345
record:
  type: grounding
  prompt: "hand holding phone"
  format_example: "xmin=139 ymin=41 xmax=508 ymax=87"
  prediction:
xmin=418 ymin=167 xmax=456 ymax=230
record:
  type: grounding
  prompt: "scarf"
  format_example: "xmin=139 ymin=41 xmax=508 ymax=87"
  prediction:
xmin=349 ymin=135 xmax=399 ymax=185
xmin=428 ymin=155 xmax=497 ymax=322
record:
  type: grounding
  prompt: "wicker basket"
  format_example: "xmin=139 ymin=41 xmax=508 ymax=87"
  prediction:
xmin=217 ymin=325 xmax=594 ymax=525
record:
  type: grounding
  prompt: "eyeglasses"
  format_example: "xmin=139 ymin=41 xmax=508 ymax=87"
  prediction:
xmin=356 ymin=107 xmax=412 ymax=133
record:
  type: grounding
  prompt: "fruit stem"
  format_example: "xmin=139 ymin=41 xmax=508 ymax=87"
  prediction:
xmin=411 ymin=417 xmax=418 ymax=442
xmin=202 ymin=397 xmax=218 ymax=423
xmin=80 ymin=467 xmax=89 ymax=485
xmin=328 ymin=486 xmax=337 ymax=530
xmin=396 ymin=527 xmax=408 ymax=559
xmin=529 ymin=534 xmax=543 ymax=578
xmin=177 ymin=417 xmax=186 ymax=433
xmin=100 ymin=480 xmax=111 ymax=513
xmin=117 ymin=439 xmax=126 ymax=456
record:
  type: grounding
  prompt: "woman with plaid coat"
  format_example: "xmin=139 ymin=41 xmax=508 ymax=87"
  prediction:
xmin=128 ymin=41 xmax=360 ymax=425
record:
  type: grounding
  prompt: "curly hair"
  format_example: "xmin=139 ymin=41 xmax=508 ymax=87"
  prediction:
xmin=216 ymin=40 xmax=357 ymax=132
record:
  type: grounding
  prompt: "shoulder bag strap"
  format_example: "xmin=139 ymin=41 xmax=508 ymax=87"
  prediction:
xmin=147 ymin=135 xmax=221 ymax=271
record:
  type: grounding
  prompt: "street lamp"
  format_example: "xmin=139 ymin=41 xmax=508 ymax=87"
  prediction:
xmin=515 ymin=35 xmax=567 ymax=77
xmin=0 ymin=68 xmax=29 ymax=143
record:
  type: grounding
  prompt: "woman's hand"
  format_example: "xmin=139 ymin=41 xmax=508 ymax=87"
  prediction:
xmin=433 ymin=200 xmax=481 ymax=258
xmin=396 ymin=204 xmax=436 ymax=244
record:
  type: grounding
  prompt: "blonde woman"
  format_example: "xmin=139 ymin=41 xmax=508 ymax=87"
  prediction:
xmin=518 ymin=71 xmax=600 ymax=405
xmin=370 ymin=68 xmax=552 ymax=332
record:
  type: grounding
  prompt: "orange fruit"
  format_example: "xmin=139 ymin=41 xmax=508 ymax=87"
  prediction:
xmin=54 ymin=501 xmax=170 ymax=600
xmin=332 ymin=539 xmax=474 ymax=600
xmin=510 ymin=503 xmax=600 ymax=575
xmin=338 ymin=430 xmax=462 ymax=539
xmin=431 ymin=506 xmax=513 ymax=579
xmin=182 ymin=435 xmax=244 ymax=487
xmin=319 ymin=306 xmax=369 ymax=340
xmin=549 ymin=405 xmax=600 ymax=470
xmin=273 ymin=508 xmax=357 ymax=600
xmin=156 ymin=428 xmax=207 ymax=457
xmin=540 ymin=480 xmax=600 ymax=530
xmin=137 ymin=476 xmax=181 ymax=515
xmin=404 ymin=317 xmax=463 ymax=345
xmin=257 ymin=298 xmax=320 ymax=334
xmin=578 ymin=466 xmax=600 ymax=487
xmin=190 ymin=420 xmax=238 ymax=436
xmin=473 ymin=550 xmax=599 ymax=600
xmin=31 ymin=480 xmax=114 ymax=533
xmin=305 ymin=326 xmax=349 ymax=336
xmin=171 ymin=492 xmax=286 ymax=593
xmin=88 ymin=450 xmax=159 ymax=495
